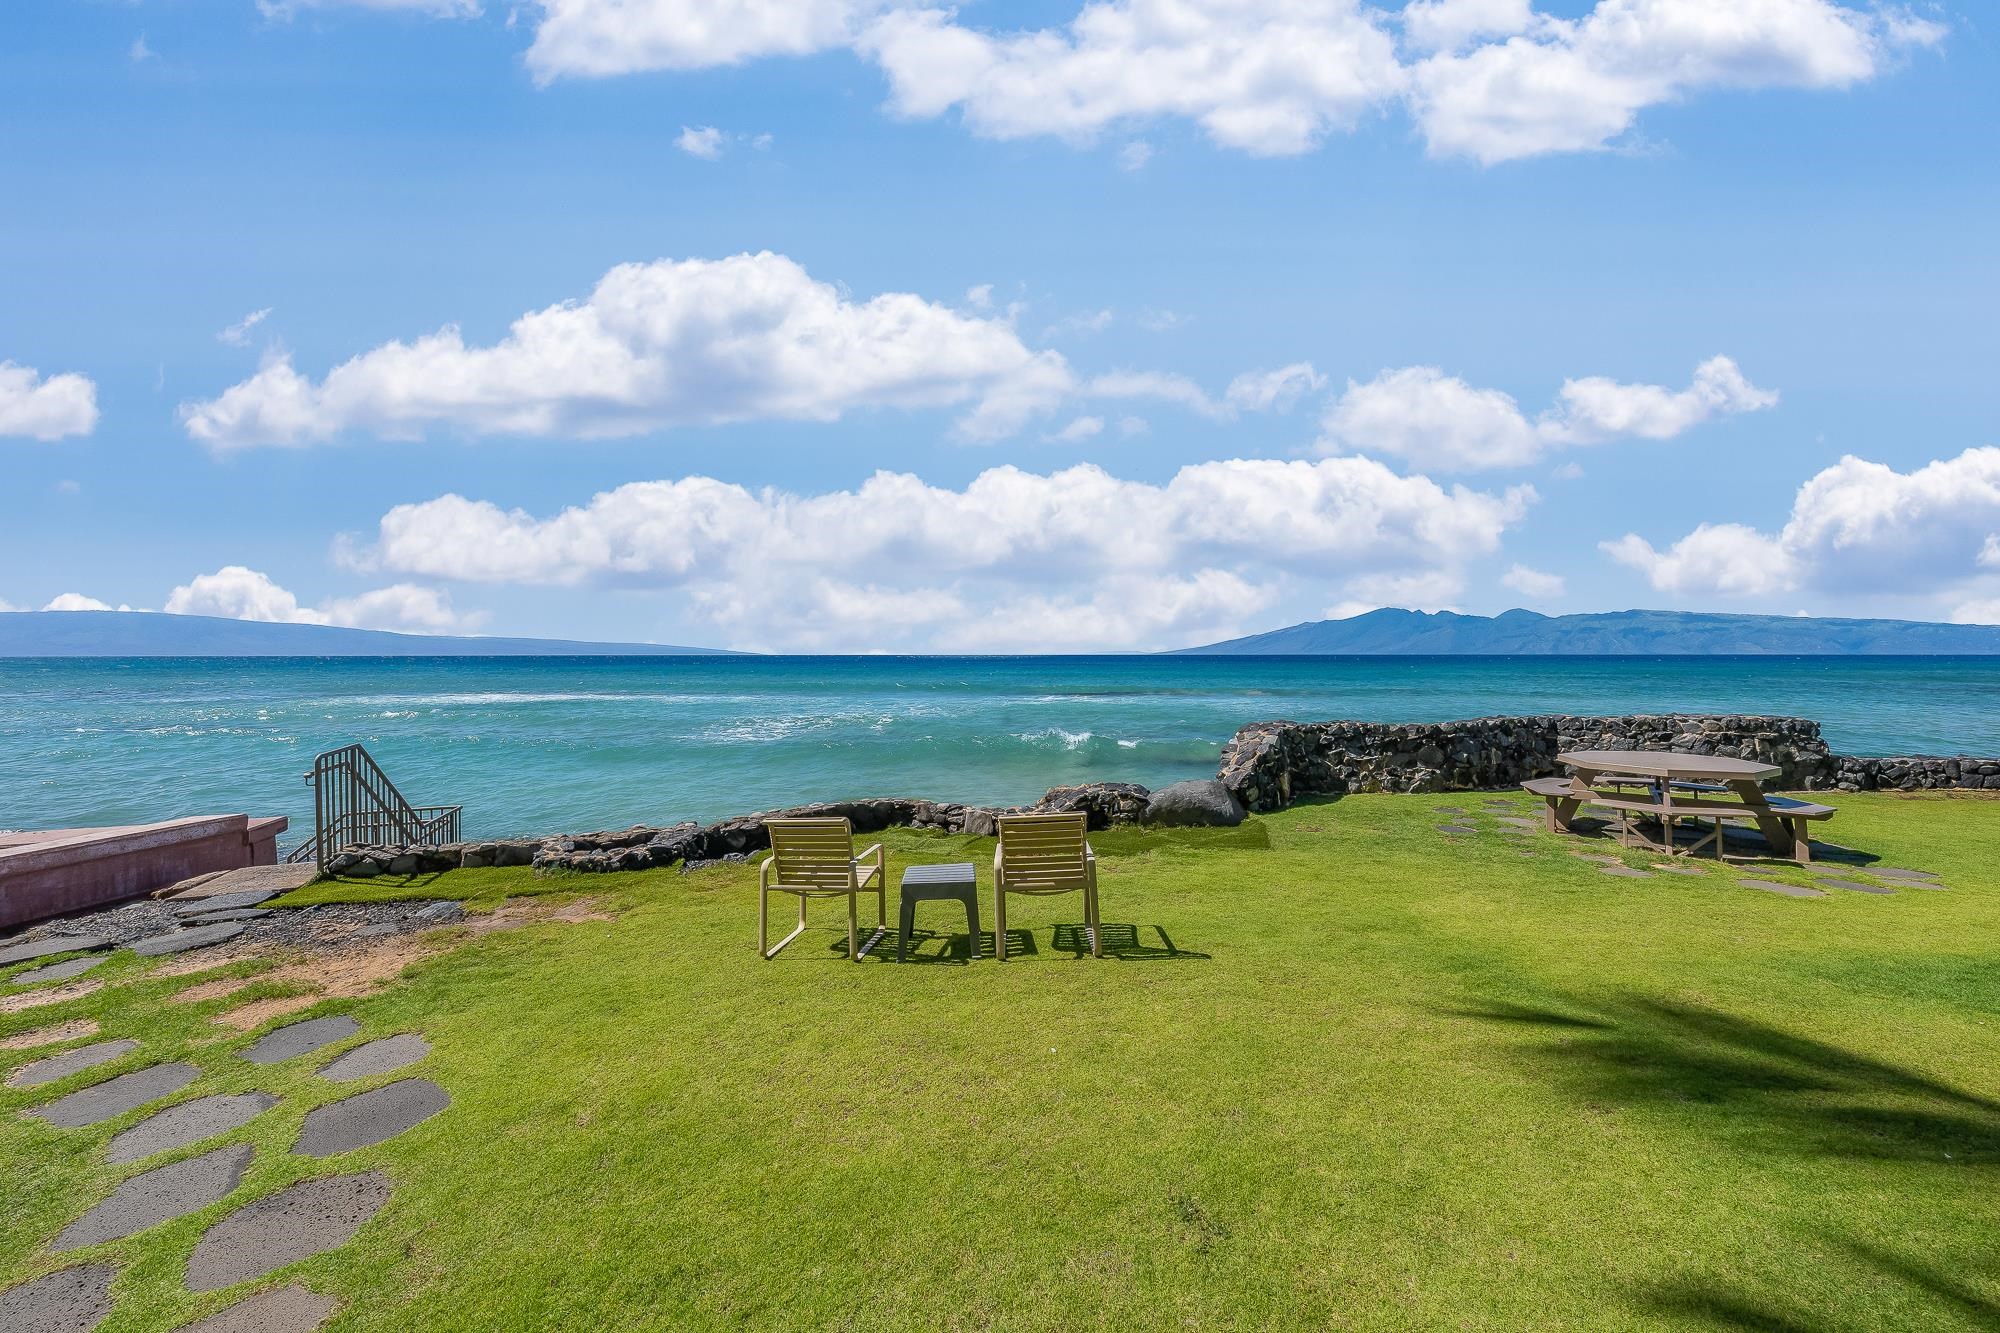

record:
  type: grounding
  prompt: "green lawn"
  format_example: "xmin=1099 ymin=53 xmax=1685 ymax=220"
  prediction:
xmin=5 ymin=791 xmax=2000 ymax=1331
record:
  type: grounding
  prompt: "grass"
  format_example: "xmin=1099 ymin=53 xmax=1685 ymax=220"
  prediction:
xmin=4 ymin=791 xmax=2000 ymax=1330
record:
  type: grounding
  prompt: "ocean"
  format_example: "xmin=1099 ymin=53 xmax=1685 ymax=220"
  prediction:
xmin=3 ymin=655 xmax=1996 ymax=841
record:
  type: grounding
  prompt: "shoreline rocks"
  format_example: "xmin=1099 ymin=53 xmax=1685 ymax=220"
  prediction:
xmin=319 ymin=713 xmax=1999 ymax=876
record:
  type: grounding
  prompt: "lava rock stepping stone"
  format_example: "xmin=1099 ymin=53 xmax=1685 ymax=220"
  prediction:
xmin=7 ymin=957 xmax=109 ymax=987
xmin=173 ymin=1285 xmax=338 ymax=1333
xmin=1871 ymin=867 xmax=1941 ymax=882
xmin=1741 ymin=879 xmax=1826 ymax=899
xmin=1574 ymin=853 xmax=1623 ymax=865
xmin=1598 ymin=866 xmax=1653 ymax=879
xmin=0 ymin=936 xmax=114 ymax=967
xmin=108 ymin=1093 xmax=278 ymax=1165
xmin=175 ymin=890 xmax=280 ymax=919
xmin=294 ymin=1079 xmax=449 ymax=1156
xmin=1434 ymin=805 xmax=1465 ymax=813
xmin=30 ymin=1063 xmax=201 ymax=1128
xmin=185 ymin=1172 xmax=392 ymax=1292
xmin=318 ymin=1034 xmax=430 ymax=1083
xmin=242 ymin=1016 xmax=360 ymax=1066
xmin=178 ymin=908 xmax=272 ymax=925
xmin=8 ymin=1039 xmax=141 ymax=1089
xmin=1820 ymin=877 xmax=1897 ymax=895
xmin=1438 ymin=824 xmax=1474 ymax=835
xmin=0 ymin=1263 xmax=116 ymax=1333
xmin=130 ymin=923 xmax=248 ymax=958
xmin=54 ymin=1143 xmax=254 ymax=1251
xmin=408 ymin=901 xmax=463 ymax=926
xmin=1498 ymin=816 xmax=1540 ymax=828
xmin=1651 ymin=865 xmax=1706 ymax=877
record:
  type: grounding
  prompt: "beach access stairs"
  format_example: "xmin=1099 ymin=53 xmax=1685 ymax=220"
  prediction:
xmin=289 ymin=743 xmax=461 ymax=874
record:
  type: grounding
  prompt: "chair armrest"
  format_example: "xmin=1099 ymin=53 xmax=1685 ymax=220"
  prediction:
xmin=853 ymin=843 xmax=885 ymax=885
xmin=758 ymin=853 xmax=774 ymax=888
xmin=855 ymin=842 xmax=885 ymax=865
xmin=1083 ymin=842 xmax=1096 ymax=865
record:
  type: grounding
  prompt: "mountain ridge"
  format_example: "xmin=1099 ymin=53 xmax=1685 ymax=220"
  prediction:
xmin=1175 ymin=607 xmax=2000 ymax=655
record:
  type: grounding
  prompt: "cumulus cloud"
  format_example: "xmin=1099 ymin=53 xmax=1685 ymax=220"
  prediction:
xmin=1087 ymin=362 xmax=1320 ymax=419
xmin=505 ymin=0 xmax=1938 ymax=163
xmin=1953 ymin=599 xmax=2000 ymax=626
xmin=349 ymin=457 xmax=1534 ymax=650
xmin=217 ymin=308 xmax=273 ymax=347
xmin=674 ymin=125 xmax=728 ymax=158
xmin=1321 ymin=355 xmax=1773 ymax=471
xmin=163 ymin=565 xmax=468 ymax=632
xmin=1409 ymin=0 xmax=1944 ymax=164
xmin=1500 ymin=562 xmax=1565 ymax=598
xmin=1047 ymin=415 xmax=1106 ymax=442
xmin=178 ymin=252 xmax=1075 ymax=448
xmin=0 ymin=361 xmax=99 ymax=441
xmin=1118 ymin=140 xmax=1155 ymax=170
xmin=1602 ymin=447 xmax=2000 ymax=608
xmin=43 ymin=593 xmax=118 ymax=611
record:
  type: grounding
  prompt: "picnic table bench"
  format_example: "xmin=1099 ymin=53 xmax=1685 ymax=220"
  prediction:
xmin=1523 ymin=750 xmax=1836 ymax=862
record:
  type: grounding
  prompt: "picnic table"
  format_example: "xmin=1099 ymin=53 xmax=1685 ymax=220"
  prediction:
xmin=1522 ymin=750 xmax=1836 ymax=862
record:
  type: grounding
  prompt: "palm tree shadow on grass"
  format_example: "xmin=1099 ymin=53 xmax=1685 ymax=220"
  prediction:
xmin=1641 ymin=1239 xmax=2000 ymax=1332
xmin=1443 ymin=992 xmax=2000 ymax=1164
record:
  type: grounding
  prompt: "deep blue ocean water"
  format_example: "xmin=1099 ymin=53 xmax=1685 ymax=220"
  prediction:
xmin=3 ymin=655 xmax=1996 ymax=841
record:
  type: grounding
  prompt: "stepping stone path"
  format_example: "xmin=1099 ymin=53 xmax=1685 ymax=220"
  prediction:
xmin=1438 ymin=824 xmax=1474 ymax=835
xmin=1498 ymin=816 xmax=1540 ymax=828
xmin=54 ymin=1144 xmax=253 ymax=1251
xmin=185 ymin=1171 xmax=392 ymax=1292
xmin=174 ymin=1285 xmax=338 ymax=1333
xmin=1574 ymin=854 xmax=1623 ymax=865
xmin=130 ymin=923 xmax=248 ymax=958
xmin=295 ymin=1078 xmax=450 ymax=1156
xmin=0 ymin=935 xmax=113 ymax=967
xmin=1821 ymin=878 xmax=1897 ymax=895
xmin=1598 ymin=866 xmax=1653 ymax=879
xmin=244 ymin=1016 xmax=360 ymax=1065
xmin=1651 ymin=865 xmax=1706 ymax=877
xmin=7 ymin=1039 xmax=141 ymax=1089
xmin=318 ymin=1034 xmax=430 ymax=1082
xmin=175 ymin=908 xmax=272 ymax=925
xmin=1871 ymin=867 xmax=1940 ymax=882
xmin=31 ymin=1063 xmax=201 ymax=1128
xmin=175 ymin=889 xmax=280 ymax=918
xmin=109 ymin=1092 xmax=278 ymax=1165
xmin=0 ymin=1263 xmax=116 ymax=1333
xmin=1741 ymin=879 xmax=1826 ymax=899
xmin=6 ymin=956 xmax=108 ymax=987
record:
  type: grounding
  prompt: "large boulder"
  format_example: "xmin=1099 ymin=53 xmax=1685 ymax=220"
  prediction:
xmin=1144 ymin=779 xmax=1246 ymax=828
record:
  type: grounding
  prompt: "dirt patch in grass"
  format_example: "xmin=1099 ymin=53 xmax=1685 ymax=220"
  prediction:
xmin=198 ymin=894 xmax=615 ymax=1031
xmin=0 ymin=980 xmax=103 ymax=1013
xmin=1 ymin=1018 xmax=100 ymax=1050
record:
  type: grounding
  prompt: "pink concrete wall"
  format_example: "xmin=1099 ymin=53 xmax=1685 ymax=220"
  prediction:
xmin=0 ymin=814 xmax=289 ymax=930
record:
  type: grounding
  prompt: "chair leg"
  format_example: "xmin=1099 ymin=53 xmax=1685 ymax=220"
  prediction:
xmin=1086 ymin=880 xmax=1101 ymax=959
xmin=995 ymin=887 xmax=1008 ymax=961
xmin=761 ymin=892 xmax=809 ymax=960
xmin=847 ymin=893 xmax=858 ymax=961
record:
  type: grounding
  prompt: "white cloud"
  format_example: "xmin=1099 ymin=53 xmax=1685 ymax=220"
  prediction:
xmin=674 ymin=125 xmax=727 ymax=158
xmin=1118 ymin=139 xmax=1155 ymax=170
xmin=1086 ymin=369 xmax=1229 ymax=419
xmin=1137 ymin=308 xmax=1189 ymax=332
xmin=1600 ymin=523 xmax=1801 ymax=596
xmin=1606 ymin=450 xmax=2000 ymax=606
xmin=216 ymin=308 xmax=273 ymax=347
xmin=130 ymin=34 xmax=156 ymax=63
xmin=527 ymin=0 xmax=869 ymax=79
xmin=1047 ymin=415 xmax=1106 ymax=442
xmin=352 ymin=456 xmax=1533 ymax=650
xmin=1409 ymin=0 xmax=1943 ymax=164
xmin=509 ymin=0 xmax=1941 ymax=164
xmin=860 ymin=0 xmax=1407 ymax=158
xmin=43 ymin=593 xmax=117 ymax=612
xmin=1320 ymin=355 xmax=1773 ymax=471
xmin=1117 ymin=415 xmax=1149 ymax=436
xmin=0 ymin=361 xmax=99 ymax=441
xmin=1341 ymin=567 xmax=1464 ymax=610
xmin=1224 ymin=361 xmax=1326 ymax=413
xmin=1401 ymin=0 xmax=1535 ymax=53
xmin=179 ymin=252 xmax=1075 ymax=448
xmin=965 ymin=283 xmax=995 ymax=309
xmin=1043 ymin=309 xmax=1115 ymax=340
xmin=0 ymin=598 xmax=18 ymax=613
xmin=163 ymin=565 xmax=468 ymax=632
xmin=1952 ymin=598 xmax=2000 ymax=627
xmin=1500 ymin=563 xmax=1565 ymax=598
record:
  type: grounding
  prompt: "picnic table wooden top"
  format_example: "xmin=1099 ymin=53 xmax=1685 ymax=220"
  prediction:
xmin=1557 ymin=750 xmax=1782 ymax=783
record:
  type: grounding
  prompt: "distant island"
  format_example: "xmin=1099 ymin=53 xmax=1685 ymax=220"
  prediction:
xmin=1179 ymin=608 xmax=2000 ymax=655
xmin=0 ymin=611 xmax=734 ymax=657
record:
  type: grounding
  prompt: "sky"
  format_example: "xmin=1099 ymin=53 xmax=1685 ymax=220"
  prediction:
xmin=2 ymin=0 xmax=1997 ymax=652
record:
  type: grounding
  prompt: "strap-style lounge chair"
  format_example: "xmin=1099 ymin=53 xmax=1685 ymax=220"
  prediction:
xmin=993 ymin=811 xmax=1100 ymax=960
xmin=758 ymin=817 xmax=886 ymax=961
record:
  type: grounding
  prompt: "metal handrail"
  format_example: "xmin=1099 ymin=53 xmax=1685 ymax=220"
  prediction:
xmin=288 ymin=744 xmax=463 ymax=872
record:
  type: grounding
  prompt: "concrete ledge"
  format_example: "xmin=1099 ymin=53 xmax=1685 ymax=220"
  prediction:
xmin=0 ymin=814 xmax=289 ymax=930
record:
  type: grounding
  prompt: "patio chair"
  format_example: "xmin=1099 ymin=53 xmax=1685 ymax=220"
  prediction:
xmin=993 ymin=812 xmax=1100 ymax=960
xmin=758 ymin=817 xmax=886 ymax=961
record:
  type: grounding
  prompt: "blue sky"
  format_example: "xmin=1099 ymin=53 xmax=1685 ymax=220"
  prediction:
xmin=3 ymin=0 xmax=1997 ymax=650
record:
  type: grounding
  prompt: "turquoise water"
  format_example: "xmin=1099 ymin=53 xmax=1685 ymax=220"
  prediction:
xmin=3 ymin=656 xmax=1996 ymax=840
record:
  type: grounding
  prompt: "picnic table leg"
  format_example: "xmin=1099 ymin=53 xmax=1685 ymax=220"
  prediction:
xmin=1729 ymin=780 xmax=1802 ymax=862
